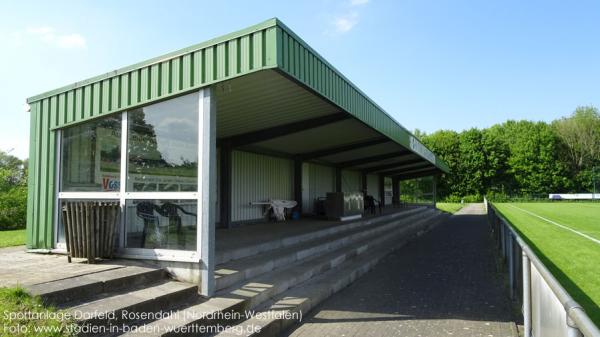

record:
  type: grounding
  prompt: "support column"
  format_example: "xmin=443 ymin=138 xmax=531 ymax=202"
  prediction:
xmin=361 ymin=172 xmax=367 ymax=193
xmin=335 ymin=168 xmax=342 ymax=192
xmin=378 ymin=174 xmax=385 ymax=208
xmin=219 ymin=142 xmax=232 ymax=229
xmin=522 ymin=253 xmax=531 ymax=337
xmin=294 ymin=158 xmax=303 ymax=214
xmin=432 ymin=175 xmax=437 ymax=208
xmin=198 ymin=87 xmax=216 ymax=297
xmin=392 ymin=177 xmax=399 ymax=206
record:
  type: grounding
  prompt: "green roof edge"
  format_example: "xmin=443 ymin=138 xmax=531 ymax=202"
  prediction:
xmin=26 ymin=17 xmax=450 ymax=174
xmin=26 ymin=18 xmax=279 ymax=103
xmin=272 ymin=19 xmax=450 ymax=174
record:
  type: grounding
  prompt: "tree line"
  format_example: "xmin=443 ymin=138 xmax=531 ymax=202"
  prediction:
xmin=0 ymin=106 xmax=598 ymax=229
xmin=418 ymin=106 xmax=600 ymax=201
xmin=0 ymin=151 xmax=27 ymax=230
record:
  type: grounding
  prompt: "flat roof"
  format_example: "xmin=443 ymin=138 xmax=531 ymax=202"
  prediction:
xmin=27 ymin=18 xmax=449 ymax=173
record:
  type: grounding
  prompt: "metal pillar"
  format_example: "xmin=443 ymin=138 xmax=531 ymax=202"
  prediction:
xmin=522 ymin=252 xmax=531 ymax=337
xmin=432 ymin=175 xmax=437 ymax=207
xmin=593 ymin=166 xmax=597 ymax=201
xmin=392 ymin=177 xmax=399 ymax=206
xmin=335 ymin=168 xmax=342 ymax=192
xmin=508 ymin=234 xmax=515 ymax=299
xmin=361 ymin=172 xmax=368 ymax=205
xmin=198 ymin=87 xmax=216 ymax=297
xmin=378 ymin=174 xmax=385 ymax=207
xmin=361 ymin=172 xmax=368 ymax=192
xmin=219 ymin=142 xmax=232 ymax=229
xmin=294 ymin=159 xmax=303 ymax=214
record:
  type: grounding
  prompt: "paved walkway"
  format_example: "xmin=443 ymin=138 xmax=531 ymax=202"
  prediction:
xmin=0 ymin=246 xmax=152 ymax=287
xmin=284 ymin=204 xmax=518 ymax=337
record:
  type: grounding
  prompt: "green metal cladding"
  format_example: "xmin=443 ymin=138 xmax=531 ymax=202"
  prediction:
xmin=26 ymin=18 xmax=448 ymax=249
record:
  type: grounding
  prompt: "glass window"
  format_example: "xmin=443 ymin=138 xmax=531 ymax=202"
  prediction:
xmin=127 ymin=92 xmax=199 ymax=192
xmin=60 ymin=115 xmax=121 ymax=192
xmin=125 ymin=199 xmax=197 ymax=250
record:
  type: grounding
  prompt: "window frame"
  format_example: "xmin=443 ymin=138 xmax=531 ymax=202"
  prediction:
xmin=55 ymin=92 xmax=203 ymax=262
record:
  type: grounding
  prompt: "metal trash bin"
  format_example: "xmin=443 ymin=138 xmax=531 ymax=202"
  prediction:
xmin=61 ymin=200 xmax=120 ymax=263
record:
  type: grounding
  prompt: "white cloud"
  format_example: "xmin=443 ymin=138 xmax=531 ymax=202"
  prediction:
xmin=333 ymin=12 xmax=359 ymax=33
xmin=27 ymin=26 xmax=54 ymax=35
xmin=350 ymin=0 xmax=369 ymax=6
xmin=26 ymin=26 xmax=86 ymax=49
xmin=328 ymin=0 xmax=370 ymax=35
xmin=56 ymin=34 xmax=86 ymax=48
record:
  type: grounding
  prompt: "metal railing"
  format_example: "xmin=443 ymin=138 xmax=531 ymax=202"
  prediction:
xmin=484 ymin=199 xmax=600 ymax=337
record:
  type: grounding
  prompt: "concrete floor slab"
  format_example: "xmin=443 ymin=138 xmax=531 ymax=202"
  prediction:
xmin=284 ymin=204 xmax=518 ymax=337
xmin=0 ymin=246 xmax=153 ymax=288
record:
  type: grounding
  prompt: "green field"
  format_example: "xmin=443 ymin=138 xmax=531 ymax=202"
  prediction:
xmin=436 ymin=203 xmax=464 ymax=214
xmin=494 ymin=203 xmax=600 ymax=325
xmin=0 ymin=229 xmax=26 ymax=248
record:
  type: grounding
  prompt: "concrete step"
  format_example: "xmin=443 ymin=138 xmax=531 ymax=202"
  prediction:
xmin=213 ymin=212 xmax=449 ymax=337
xmin=70 ymin=279 xmax=198 ymax=336
xmin=214 ymin=207 xmax=434 ymax=291
xmin=118 ymin=209 xmax=443 ymax=336
xmin=26 ymin=265 xmax=166 ymax=306
xmin=216 ymin=207 xmax=426 ymax=264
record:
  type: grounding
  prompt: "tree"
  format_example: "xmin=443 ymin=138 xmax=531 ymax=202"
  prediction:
xmin=481 ymin=125 xmax=512 ymax=194
xmin=502 ymin=121 xmax=570 ymax=195
xmin=420 ymin=130 xmax=461 ymax=197
xmin=0 ymin=150 xmax=28 ymax=230
xmin=553 ymin=106 xmax=600 ymax=170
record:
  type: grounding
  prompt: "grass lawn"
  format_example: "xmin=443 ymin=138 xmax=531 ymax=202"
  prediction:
xmin=0 ymin=228 xmax=26 ymax=248
xmin=436 ymin=202 xmax=464 ymax=214
xmin=494 ymin=202 xmax=600 ymax=326
xmin=0 ymin=287 xmax=75 ymax=336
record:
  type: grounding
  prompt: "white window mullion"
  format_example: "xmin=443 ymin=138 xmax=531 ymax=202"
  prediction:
xmin=119 ymin=111 xmax=128 ymax=249
xmin=58 ymin=192 xmax=121 ymax=199
xmin=198 ymin=87 xmax=216 ymax=297
xmin=124 ymin=192 xmax=198 ymax=200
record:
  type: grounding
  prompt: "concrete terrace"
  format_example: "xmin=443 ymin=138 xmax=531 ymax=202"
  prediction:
xmin=0 ymin=206 xmax=423 ymax=288
xmin=284 ymin=204 xmax=519 ymax=337
xmin=0 ymin=206 xmax=520 ymax=336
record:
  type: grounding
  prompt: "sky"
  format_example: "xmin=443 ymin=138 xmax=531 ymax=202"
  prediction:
xmin=0 ymin=0 xmax=599 ymax=159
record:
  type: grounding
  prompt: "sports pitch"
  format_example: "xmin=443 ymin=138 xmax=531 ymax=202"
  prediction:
xmin=494 ymin=202 xmax=600 ymax=325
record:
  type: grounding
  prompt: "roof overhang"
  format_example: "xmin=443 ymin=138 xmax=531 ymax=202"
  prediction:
xmin=26 ymin=18 xmax=449 ymax=176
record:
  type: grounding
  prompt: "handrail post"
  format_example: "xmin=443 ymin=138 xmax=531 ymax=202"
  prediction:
xmin=565 ymin=301 xmax=584 ymax=337
xmin=508 ymin=232 xmax=514 ymax=299
xmin=522 ymin=252 xmax=531 ymax=337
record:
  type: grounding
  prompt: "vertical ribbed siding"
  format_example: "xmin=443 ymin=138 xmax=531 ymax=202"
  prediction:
xmin=305 ymin=163 xmax=335 ymax=214
xmin=25 ymin=18 xmax=448 ymax=250
xmin=28 ymin=26 xmax=278 ymax=131
xmin=215 ymin=148 xmax=221 ymax=224
xmin=366 ymin=174 xmax=380 ymax=199
xmin=341 ymin=170 xmax=361 ymax=193
xmin=25 ymin=23 xmax=279 ymax=248
xmin=26 ymin=101 xmax=56 ymax=249
xmin=230 ymin=151 xmax=293 ymax=222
